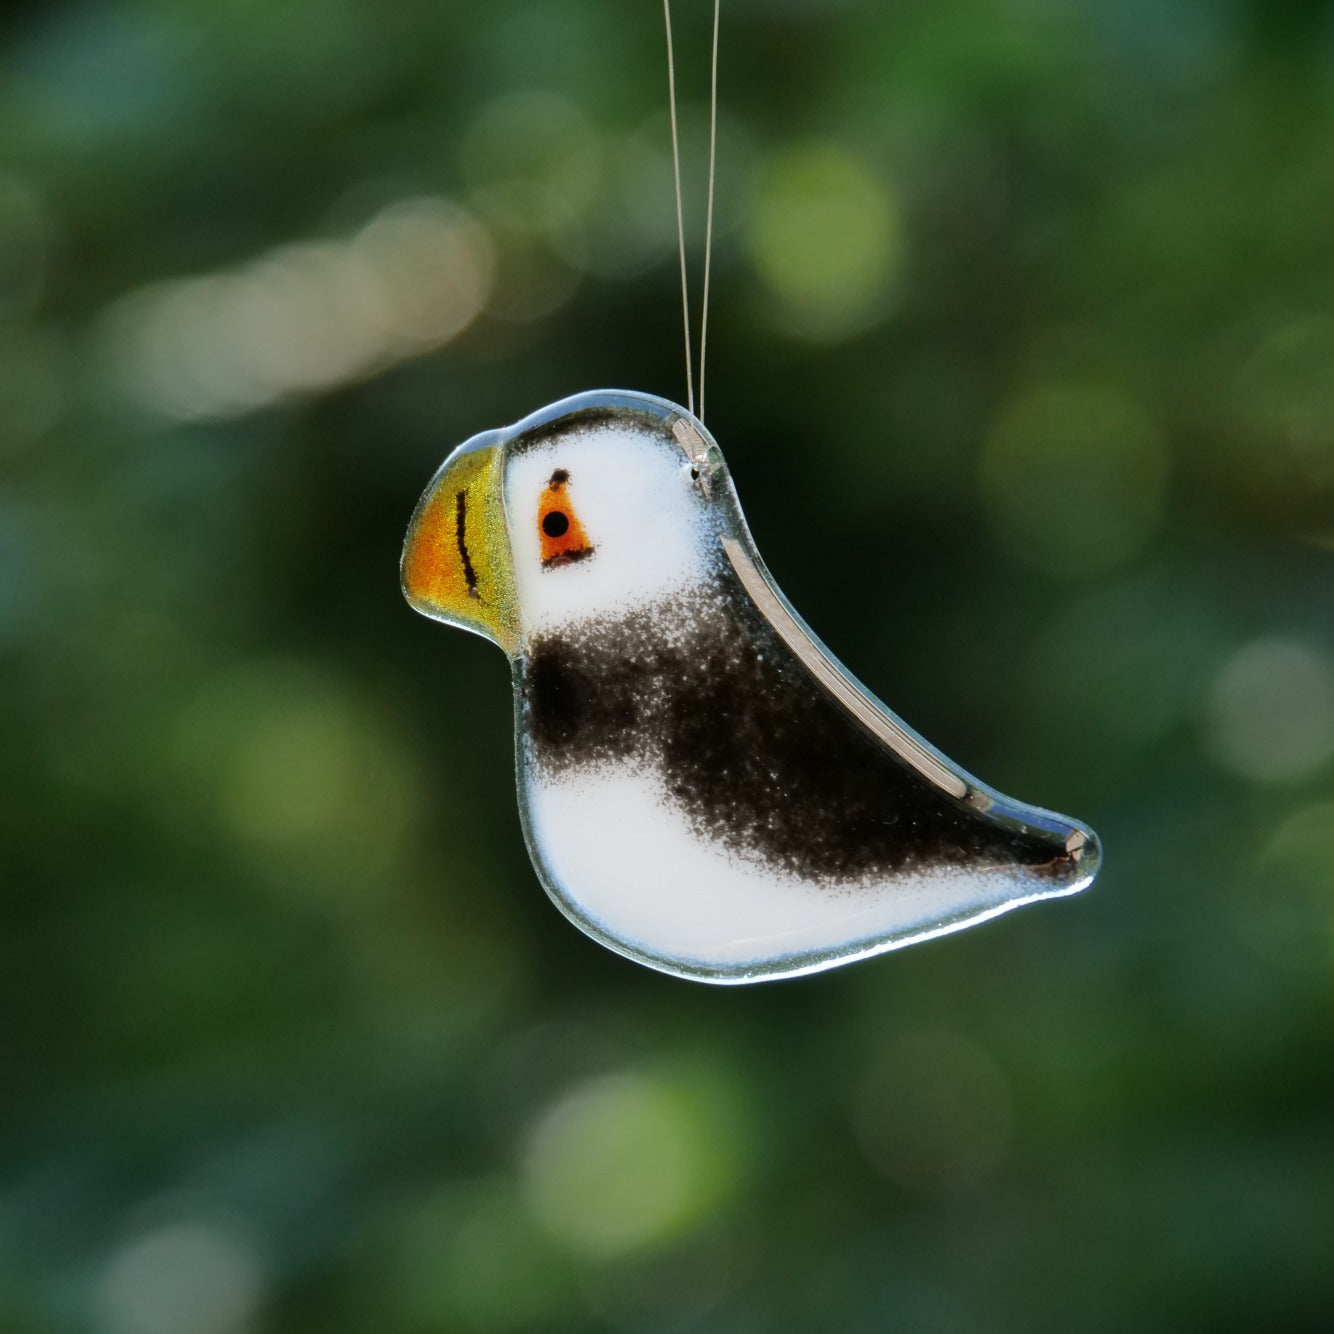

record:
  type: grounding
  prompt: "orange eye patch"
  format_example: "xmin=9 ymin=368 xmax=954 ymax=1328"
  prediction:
xmin=538 ymin=469 xmax=594 ymax=567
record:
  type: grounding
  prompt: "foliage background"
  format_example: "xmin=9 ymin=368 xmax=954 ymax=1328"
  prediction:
xmin=4 ymin=1 xmax=1333 ymax=1330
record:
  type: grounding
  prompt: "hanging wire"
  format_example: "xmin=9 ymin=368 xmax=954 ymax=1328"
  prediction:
xmin=662 ymin=0 xmax=722 ymax=423
xmin=698 ymin=0 xmax=721 ymax=423
xmin=663 ymin=0 xmax=695 ymax=418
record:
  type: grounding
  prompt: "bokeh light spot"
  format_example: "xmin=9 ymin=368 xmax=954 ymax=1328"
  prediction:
xmin=460 ymin=90 xmax=600 ymax=213
xmin=1236 ymin=318 xmax=1334 ymax=460
xmin=748 ymin=140 xmax=901 ymax=339
xmin=1223 ymin=318 xmax=1334 ymax=540
xmin=390 ymin=1179 xmax=568 ymax=1331
xmin=1203 ymin=637 xmax=1334 ymax=784
xmin=980 ymin=382 xmax=1169 ymax=577
xmin=471 ymin=184 xmax=584 ymax=324
xmin=578 ymin=133 xmax=677 ymax=279
xmin=1235 ymin=802 xmax=1334 ymax=976
xmin=522 ymin=1071 xmax=735 ymax=1261
xmin=98 ymin=1221 xmax=263 ymax=1334
xmin=101 ymin=197 xmax=494 ymax=420
xmin=172 ymin=661 xmax=420 ymax=884
xmin=354 ymin=198 xmax=499 ymax=349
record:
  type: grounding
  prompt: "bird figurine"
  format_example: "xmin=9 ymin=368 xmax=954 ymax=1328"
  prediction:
xmin=402 ymin=389 xmax=1100 ymax=984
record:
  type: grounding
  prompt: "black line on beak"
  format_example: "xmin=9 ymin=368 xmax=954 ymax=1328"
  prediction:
xmin=455 ymin=490 xmax=480 ymax=599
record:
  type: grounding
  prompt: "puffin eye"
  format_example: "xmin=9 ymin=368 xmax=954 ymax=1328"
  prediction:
xmin=538 ymin=469 xmax=594 ymax=568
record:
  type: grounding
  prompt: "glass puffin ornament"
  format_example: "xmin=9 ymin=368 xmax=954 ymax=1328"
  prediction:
xmin=401 ymin=390 xmax=1100 ymax=983
xmin=401 ymin=3 xmax=1099 ymax=983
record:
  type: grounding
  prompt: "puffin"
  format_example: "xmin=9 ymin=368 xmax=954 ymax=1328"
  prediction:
xmin=402 ymin=390 xmax=1100 ymax=984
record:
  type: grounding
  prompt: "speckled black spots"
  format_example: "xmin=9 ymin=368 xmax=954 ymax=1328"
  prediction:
xmin=512 ymin=407 xmax=652 ymax=451
xmin=527 ymin=635 xmax=642 ymax=768
xmin=541 ymin=546 xmax=595 ymax=569
xmin=522 ymin=581 xmax=1067 ymax=883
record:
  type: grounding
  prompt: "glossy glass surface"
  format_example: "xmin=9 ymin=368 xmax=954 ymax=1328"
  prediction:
xmin=404 ymin=390 xmax=1100 ymax=982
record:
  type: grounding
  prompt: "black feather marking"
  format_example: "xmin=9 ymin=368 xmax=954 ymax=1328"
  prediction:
xmin=522 ymin=581 xmax=1066 ymax=883
xmin=511 ymin=406 xmax=635 ymax=451
xmin=454 ymin=490 xmax=479 ymax=599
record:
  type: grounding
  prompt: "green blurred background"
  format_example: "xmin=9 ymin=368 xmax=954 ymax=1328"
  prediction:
xmin=4 ymin=0 xmax=1334 ymax=1330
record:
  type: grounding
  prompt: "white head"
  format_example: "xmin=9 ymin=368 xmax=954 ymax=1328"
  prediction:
xmin=401 ymin=391 xmax=729 ymax=657
xmin=503 ymin=417 xmax=715 ymax=640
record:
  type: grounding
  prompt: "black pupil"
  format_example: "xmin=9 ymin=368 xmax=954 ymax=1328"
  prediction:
xmin=543 ymin=511 xmax=570 ymax=539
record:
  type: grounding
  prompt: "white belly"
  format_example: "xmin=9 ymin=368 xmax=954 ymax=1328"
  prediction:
xmin=520 ymin=762 xmax=1073 ymax=983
